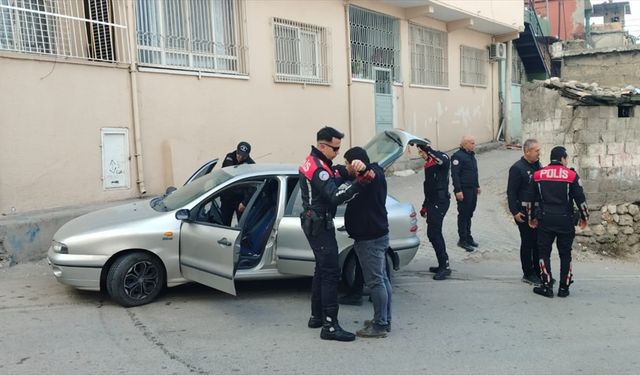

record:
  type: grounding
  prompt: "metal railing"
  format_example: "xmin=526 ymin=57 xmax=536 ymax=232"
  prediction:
xmin=409 ymin=23 xmax=448 ymax=87
xmin=0 ymin=0 xmax=130 ymax=63
xmin=272 ymin=18 xmax=330 ymax=84
xmin=349 ymin=5 xmax=400 ymax=82
xmin=135 ymin=0 xmax=248 ymax=75
xmin=524 ymin=0 xmax=551 ymax=75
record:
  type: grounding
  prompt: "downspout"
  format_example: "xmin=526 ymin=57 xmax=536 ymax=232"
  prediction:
xmin=344 ymin=0 xmax=354 ymax=147
xmin=504 ymin=40 xmax=513 ymax=144
xmin=126 ymin=0 xmax=146 ymax=195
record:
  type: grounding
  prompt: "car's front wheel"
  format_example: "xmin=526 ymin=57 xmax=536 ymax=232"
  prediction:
xmin=341 ymin=250 xmax=393 ymax=290
xmin=106 ymin=252 xmax=166 ymax=307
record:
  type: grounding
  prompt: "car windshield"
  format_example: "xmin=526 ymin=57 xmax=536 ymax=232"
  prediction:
xmin=154 ymin=169 xmax=234 ymax=211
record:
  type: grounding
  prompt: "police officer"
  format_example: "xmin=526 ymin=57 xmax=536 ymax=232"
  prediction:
xmin=530 ymin=146 xmax=589 ymax=298
xmin=507 ymin=139 xmax=543 ymax=286
xmin=418 ymin=144 xmax=452 ymax=280
xmin=220 ymin=142 xmax=255 ymax=226
xmin=299 ymin=126 xmax=370 ymax=341
xmin=451 ymin=135 xmax=480 ymax=252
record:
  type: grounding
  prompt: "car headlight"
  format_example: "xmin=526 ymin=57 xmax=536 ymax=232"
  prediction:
xmin=52 ymin=241 xmax=68 ymax=254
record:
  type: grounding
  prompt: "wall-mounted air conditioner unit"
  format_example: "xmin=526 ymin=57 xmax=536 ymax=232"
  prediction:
xmin=489 ymin=43 xmax=506 ymax=61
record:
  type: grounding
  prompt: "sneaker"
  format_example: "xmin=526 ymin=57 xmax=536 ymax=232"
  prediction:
xmin=468 ymin=239 xmax=479 ymax=247
xmin=364 ymin=319 xmax=391 ymax=332
xmin=338 ymin=293 xmax=363 ymax=306
xmin=457 ymin=241 xmax=475 ymax=252
xmin=356 ymin=323 xmax=388 ymax=338
xmin=557 ymin=287 xmax=570 ymax=298
xmin=433 ymin=268 xmax=452 ymax=280
xmin=308 ymin=316 xmax=322 ymax=329
xmin=533 ymin=286 xmax=554 ymax=298
xmin=521 ymin=274 xmax=542 ymax=286
xmin=320 ymin=323 xmax=356 ymax=342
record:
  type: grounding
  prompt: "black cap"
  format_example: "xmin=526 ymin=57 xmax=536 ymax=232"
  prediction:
xmin=344 ymin=146 xmax=370 ymax=165
xmin=550 ymin=146 xmax=568 ymax=162
xmin=237 ymin=141 xmax=251 ymax=157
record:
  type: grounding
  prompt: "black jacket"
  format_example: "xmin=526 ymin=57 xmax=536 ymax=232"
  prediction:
xmin=533 ymin=162 xmax=589 ymax=232
xmin=345 ymin=163 xmax=389 ymax=241
xmin=222 ymin=151 xmax=255 ymax=167
xmin=451 ymin=147 xmax=479 ymax=193
xmin=506 ymin=157 xmax=542 ymax=216
xmin=298 ymin=146 xmax=361 ymax=218
xmin=422 ymin=148 xmax=450 ymax=207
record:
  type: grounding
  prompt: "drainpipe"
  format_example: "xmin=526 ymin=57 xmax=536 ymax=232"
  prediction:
xmin=126 ymin=0 xmax=146 ymax=195
xmin=344 ymin=0 xmax=354 ymax=148
xmin=504 ymin=40 xmax=513 ymax=144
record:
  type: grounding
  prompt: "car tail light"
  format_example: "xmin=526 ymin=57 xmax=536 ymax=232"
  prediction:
xmin=410 ymin=225 xmax=418 ymax=232
xmin=410 ymin=211 xmax=416 ymax=218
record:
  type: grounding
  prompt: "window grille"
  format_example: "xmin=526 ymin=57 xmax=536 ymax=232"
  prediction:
xmin=135 ymin=0 xmax=248 ymax=75
xmin=410 ymin=23 xmax=447 ymax=87
xmin=0 ymin=0 xmax=129 ymax=63
xmin=460 ymin=45 xmax=487 ymax=87
xmin=272 ymin=18 xmax=330 ymax=84
xmin=349 ymin=5 xmax=400 ymax=82
xmin=511 ymin=44 xmax=526 ymax=84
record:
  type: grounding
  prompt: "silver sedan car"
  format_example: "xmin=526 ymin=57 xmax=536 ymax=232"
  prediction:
xmin=48 ymin=130 xmax=428 ymax=306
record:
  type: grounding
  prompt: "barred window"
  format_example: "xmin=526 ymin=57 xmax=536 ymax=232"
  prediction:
xmin=349 ymin=5 xmax=400 ymax=82
xmin=135 ymin=0 xmax=248 ymax=75
xmin=272 ymin=18 xmax=330 ymax=84
xmin=511 ymin=45 xmax=526 ymax=84
xmin=410 ymin=23 xmax=447 ymax=87
xmin=0 ymin=0 xmax=128 ymax=62
xmin=460 ymin=45 xmax=487 ymax=87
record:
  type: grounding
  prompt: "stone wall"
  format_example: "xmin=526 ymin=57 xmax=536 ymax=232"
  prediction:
xmin=522 ymin=82 xmax=640 ymax=254
xmin=562 ymin=48 xmax=640 ymax=87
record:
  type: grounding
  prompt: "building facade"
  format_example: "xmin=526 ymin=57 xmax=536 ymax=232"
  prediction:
xmin=0 ymin=0 xmax=523 ymax=213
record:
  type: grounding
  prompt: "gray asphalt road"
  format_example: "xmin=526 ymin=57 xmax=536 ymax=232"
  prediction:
xmin=1 ymin=148 xmax=639 ymax=374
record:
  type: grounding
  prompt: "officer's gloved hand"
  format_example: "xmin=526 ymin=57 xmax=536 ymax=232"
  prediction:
xmin=420 ymin=207 xmax=427 ymax=218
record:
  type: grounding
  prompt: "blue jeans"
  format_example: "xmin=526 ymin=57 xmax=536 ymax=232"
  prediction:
xmin=354 ymin=234 xmax=392 ymax=326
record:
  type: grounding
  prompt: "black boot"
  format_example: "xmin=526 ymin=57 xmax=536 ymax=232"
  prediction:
xmin=320 ymin=307 xmax=356 ymax=342
xmin=533 ymin=285 xmax=554 ymax=298
xmin=433 ymin=267 xmax=452 ymax=280
xmin=557 ymin=283 xmax=570 ymax=298
xmin=308 ymin=315 xmax=322 ymax=328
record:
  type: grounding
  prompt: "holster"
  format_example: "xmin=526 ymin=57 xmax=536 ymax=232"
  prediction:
xmin=301 ymin=210 xmax=326 ymax=237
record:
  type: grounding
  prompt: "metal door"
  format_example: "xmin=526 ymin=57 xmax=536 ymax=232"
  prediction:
xmin=374 ymin=68 xmax=393 ymax=134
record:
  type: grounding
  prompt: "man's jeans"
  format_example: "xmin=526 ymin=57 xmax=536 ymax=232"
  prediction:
xmin=354 ymin=234 xmax=392 ymax=326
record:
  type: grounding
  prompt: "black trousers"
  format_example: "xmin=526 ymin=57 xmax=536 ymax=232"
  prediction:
xmin=220 ymin=198 xmax=241 ymax=226
xmin=303 ymin=224 xmax=340 ymax=317
xmin=427 ymin=199 xmax=450 ymax=268
xmin=537 ymin=227 xmax=574 ymax=287
xmin=517 ymin=221 xmax=539 ymax=277
xmin=456 ymin=187 xmax=477 ymax=243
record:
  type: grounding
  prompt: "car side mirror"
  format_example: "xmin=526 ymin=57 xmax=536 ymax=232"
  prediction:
xmin=175 ymin=209 xmax=190 ymax=221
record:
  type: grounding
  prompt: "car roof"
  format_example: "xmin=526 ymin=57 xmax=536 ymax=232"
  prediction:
xmin=221 ymin=163 xmax=299 ymax=178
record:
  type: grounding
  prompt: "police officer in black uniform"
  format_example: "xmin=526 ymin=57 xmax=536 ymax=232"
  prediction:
xmin=220 ymin=142 xmax=255 ymax=226
xmin=507 ymin=139 xmax=543 ymax=286
xmin=451 ymin=135 xmax=480 ymax=252
xmin=418 ymin=144 xmax=452 ymax=280
xmin=299 ymin=126 xmax=371 ymax=341
xmin=530 ymin=146 xmax=589 ymax=298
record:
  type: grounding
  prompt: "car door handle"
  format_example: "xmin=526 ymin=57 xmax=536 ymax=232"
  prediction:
xmin=337 ymin=226 xmax=346 ymax=232
xmin=217 ymin=238 xmax=232 ymax=246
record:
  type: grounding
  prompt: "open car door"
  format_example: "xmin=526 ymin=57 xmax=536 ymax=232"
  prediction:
xmin=178 ymin=180 xmax=266 ymax=296
xmin=363 ymin=129 xmax=430 ymax=169
xmin=184 ymin=158 xmax=219 ymax=185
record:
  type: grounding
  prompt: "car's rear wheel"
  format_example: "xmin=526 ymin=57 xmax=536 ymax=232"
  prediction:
xmin=341 ymin=250 xmax=393 ymax=290
xmin=106 ymin=252 xmax=166 ymax=307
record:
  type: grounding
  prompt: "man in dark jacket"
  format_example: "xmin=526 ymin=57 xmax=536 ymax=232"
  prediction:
xmin=507 ymin=139 xmax=543 ymax=286
xmin=299 ymin=127 xmax=371 ymax=342
xmin=530 ymin=146 xmax=589 ymax=298
xmin=451 ymin=135 xmax=480 ymax=252
xmin=220 ymin=142 xmax=255 ymax=226
xmin=343 ymin=147 xmax=391 ymax=338
xmin=418 ymin=144 xmax=452 ymax=280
